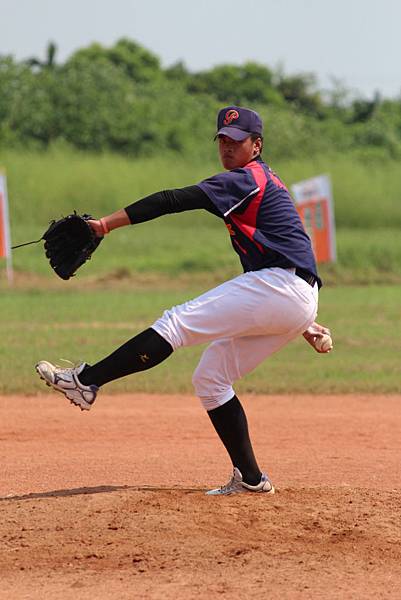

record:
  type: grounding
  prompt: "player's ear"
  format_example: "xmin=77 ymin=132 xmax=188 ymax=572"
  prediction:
xmin=251 ymin=136 xmax=262 ymax=158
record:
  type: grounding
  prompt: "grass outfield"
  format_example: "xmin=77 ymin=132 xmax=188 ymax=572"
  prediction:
xmin=1 ymin=149 xmax=400 ymax=396
xmin=3 ymin=148 xmax=401 ymax=285
xmin=9 ymin=222 xmax=401 ymax=286
xmin=3 ymin=148 xmax=401 ymax=230
xmin=1 ymin=284 xmax=400 ymax=395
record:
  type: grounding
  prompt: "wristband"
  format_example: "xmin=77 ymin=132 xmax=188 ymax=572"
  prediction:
xmin=100 ymin=217 xmax=109 ymax=235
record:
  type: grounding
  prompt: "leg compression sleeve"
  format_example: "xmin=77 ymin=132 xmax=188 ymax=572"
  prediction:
xmin=79 ymin=328 xmax=173 ymax=388
xmin=207 ymin=395 xmax=262 ymax=486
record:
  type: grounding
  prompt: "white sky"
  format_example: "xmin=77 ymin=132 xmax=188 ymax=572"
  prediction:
xmin=1 ymin=0 xmax=401 ymax=98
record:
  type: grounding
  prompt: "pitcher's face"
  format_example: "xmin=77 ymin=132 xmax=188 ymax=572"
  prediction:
xmin=218 ymin=135 xmax=262 ymax=170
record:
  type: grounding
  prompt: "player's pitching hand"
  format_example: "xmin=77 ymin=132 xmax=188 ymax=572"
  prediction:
xmin=302 ymin=322 xmax=333 ymax=353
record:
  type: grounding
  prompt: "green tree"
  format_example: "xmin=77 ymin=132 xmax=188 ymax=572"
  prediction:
xmin=54 ymin=60 xmax=139 ymax=151
xmin=25 ymin=41 xmax=58 ymax=71
xmin=187 ymin=62 xmax=284 ymax=106
xmin=67 ymin=38 xmax=162 ymax=84
xmin=349 ymin=91 xmax=381 ymax=123
xmin=165 ymin=60 xmax=191 ymax=84
xmin=0 ymin=56 xmax=58 ymax=146
xmin=275 ymin=71 xmax=324 ymax=117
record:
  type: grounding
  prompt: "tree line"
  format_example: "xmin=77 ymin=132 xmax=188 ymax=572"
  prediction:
xmin=0 ymin=38 xmax=400 ymax=161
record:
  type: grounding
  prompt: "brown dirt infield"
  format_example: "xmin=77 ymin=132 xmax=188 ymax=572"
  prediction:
xmin=1 ymin=393 xmax=401 ymax=599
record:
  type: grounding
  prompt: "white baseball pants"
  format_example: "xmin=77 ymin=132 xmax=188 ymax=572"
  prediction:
xmin=152 ymin=267 xmax=318 ymax=410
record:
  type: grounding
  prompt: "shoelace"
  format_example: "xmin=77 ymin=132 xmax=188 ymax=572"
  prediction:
xmin=54 ymin=359 xmax=82 ymax=372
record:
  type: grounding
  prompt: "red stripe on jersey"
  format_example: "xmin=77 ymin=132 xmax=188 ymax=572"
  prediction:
xmin=229 ymin=161 xmax=267 ymax=253
xmin=233 ymin=237 xmax=248 ymax=255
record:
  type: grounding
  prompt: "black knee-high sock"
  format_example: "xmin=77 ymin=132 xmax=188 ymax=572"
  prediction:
xmin=207 ymin=395 xmax=262 ymax=486
xmin=78 ymin=328 xmax=173 ymax=388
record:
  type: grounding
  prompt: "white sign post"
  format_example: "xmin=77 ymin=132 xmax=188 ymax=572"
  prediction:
xmin=0 ymin=172 xmax=13 ymax=283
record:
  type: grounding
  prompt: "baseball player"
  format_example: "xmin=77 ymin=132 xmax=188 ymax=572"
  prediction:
xmin=36 ymin=106 xmax=332 ymax=495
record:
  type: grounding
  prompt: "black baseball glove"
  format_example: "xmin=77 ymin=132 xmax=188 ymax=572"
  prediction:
xmin=42 ymin=212 xmax=103 ymax=280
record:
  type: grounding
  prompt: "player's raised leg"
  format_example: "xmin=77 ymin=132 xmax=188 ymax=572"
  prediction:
xmin=36 ymin=328 xmax=173 ymax=410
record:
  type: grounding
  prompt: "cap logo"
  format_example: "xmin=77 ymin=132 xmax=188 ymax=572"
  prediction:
xmin=223 ymin=109 xmax=239 ymax=125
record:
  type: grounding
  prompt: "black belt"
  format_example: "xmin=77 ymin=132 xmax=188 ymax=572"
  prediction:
xmin=295 ymin=268 xmax=316 ymax=287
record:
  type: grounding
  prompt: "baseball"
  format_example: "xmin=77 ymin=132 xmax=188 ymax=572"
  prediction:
xmin=315 ymin=334 xmax=333 ymax=352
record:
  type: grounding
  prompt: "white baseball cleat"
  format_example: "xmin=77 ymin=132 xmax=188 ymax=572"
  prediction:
xmin=35 ymin=360 xmax=98 ymax=411
xmin=206 ymin=467 xmax=275 ymax=496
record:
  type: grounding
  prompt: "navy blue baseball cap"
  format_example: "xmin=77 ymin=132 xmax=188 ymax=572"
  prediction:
xmin=215 ymin=106 xmax=263 ymax=141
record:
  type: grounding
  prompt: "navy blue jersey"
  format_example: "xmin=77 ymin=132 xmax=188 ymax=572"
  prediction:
xmin=198 ymin=158 xmax=321 ymax=285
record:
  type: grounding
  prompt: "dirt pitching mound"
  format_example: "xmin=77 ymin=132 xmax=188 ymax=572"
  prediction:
xmin=1 ymin=393 xmax=400 ymax=599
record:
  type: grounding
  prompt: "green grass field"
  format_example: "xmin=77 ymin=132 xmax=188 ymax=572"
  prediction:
xmin=8 ymin=221 xmax=401 ymax=286
xmin=1 ymin=284 xmax=400 ymax=395
xmin=2 ymin=148 xmax=401 ymax=284
xmin=1 ymin=149 xmax=400 ymax=396
xmin=3 ymin=148 xmax=401 ymax=229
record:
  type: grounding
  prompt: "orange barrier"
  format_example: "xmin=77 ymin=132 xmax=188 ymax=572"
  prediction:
xmin=296 ymin=197 xmax=334 ymax=263
xmin=291 ymin=175 xmax=336 ymax=264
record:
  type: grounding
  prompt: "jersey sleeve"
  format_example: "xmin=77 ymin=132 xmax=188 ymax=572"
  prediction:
xmin=124 ymin=185 xmax=221 ymax=224
xmin=197 ymin=169 xmax=260 ymax=217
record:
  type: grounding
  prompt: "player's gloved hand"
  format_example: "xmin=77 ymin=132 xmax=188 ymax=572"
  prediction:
xmin=42 ymin=212 xmax=103 ymax=280
xmin=302 ymin=322 xmax=333 ymax=353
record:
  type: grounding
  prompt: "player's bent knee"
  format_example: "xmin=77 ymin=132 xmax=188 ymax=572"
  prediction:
xmin=192 ymin=367 xmax=234 ymax=411
xmin=151 ymin=309 xmax=184 ymax=351
xmin=198 ymin=390 xmax=236 ymax=411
